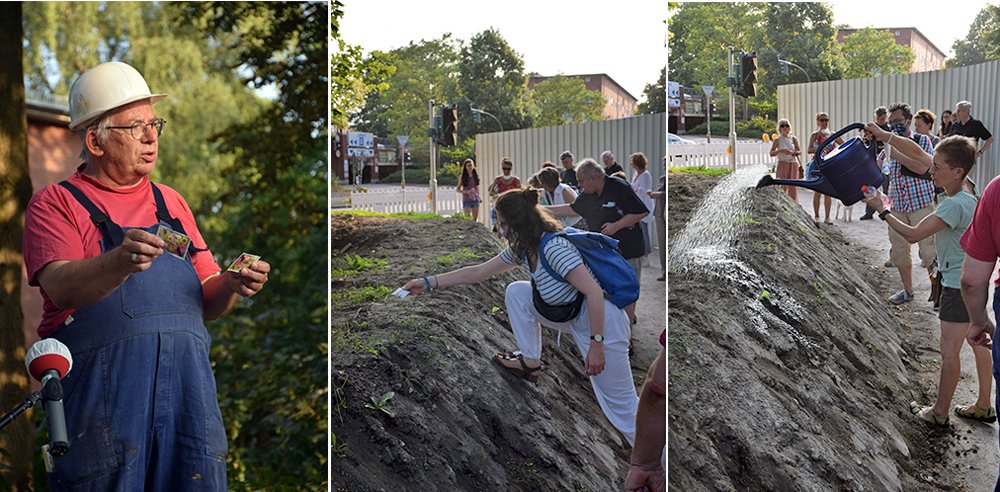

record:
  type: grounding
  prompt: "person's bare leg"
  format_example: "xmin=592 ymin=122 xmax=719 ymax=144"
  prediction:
xmin=813 ymin=192 xmax=821 ymax=219
xmin=899 ymin=265 xmax=913 ymax=295
xmin=932 ymin=320 xmax=966 ymax=418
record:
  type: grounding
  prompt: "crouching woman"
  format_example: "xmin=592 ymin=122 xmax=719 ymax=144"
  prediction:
xmin=402 ymin=187 xmax=639 ymax=445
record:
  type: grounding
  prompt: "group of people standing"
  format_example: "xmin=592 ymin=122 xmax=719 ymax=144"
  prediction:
xmin=771 ymin=99 xmax=1000 ymax=489
xmin=409 ymin=150 xmax=665 ymax=491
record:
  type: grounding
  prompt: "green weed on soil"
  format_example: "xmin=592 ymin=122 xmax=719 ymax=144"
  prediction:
xmin=668 ymin=165 xmax=732 ymax=176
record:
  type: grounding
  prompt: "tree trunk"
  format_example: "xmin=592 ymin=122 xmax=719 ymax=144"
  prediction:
xmin=0 ymin=2 xmax=37 ymax=489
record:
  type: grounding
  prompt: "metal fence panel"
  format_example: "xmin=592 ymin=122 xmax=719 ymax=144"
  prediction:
xmin=778 ymin=59 xmax=1000 ymax=187
xmin=475 ymin=113 xmax=667 ymax=226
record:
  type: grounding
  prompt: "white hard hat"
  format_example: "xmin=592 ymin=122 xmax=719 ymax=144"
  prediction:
xmin=68 ymin=61 xmax=167 ymax=131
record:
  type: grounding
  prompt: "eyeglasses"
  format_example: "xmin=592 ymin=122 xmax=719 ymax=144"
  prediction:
xmin=502 ymin=166 xmax=512 ymax=170
xmin=779 ymin=124 xmax=790 ymax=128
xmin=817 ymin=118 xmax=829 ymax=122
xmin=105 ymin=118 xmax=166 ymax=140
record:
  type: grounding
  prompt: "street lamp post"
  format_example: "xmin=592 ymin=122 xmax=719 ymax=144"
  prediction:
xmin=471 ymin=107 xmax=502 ymax=132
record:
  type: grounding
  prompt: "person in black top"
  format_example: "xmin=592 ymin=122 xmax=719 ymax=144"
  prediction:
xmin=546 ymin=158 xmax=649 ymax=331
xmin=559 ymin=150 xmax=578 ymax=190
xmin=949 ymin=100 xmax=994 ymax=160
xmin=601 ymin=150 xmax=624 ymax=176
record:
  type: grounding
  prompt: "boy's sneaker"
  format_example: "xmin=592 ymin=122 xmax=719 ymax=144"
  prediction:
xmin=888 ymin=290 xmax=914 ymax=305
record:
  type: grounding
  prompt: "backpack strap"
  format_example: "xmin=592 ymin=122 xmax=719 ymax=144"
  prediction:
xmin=537 ymin=231 xmax=566 ymax=283
xmin=58 ymin=181 xmax=125 ymax=248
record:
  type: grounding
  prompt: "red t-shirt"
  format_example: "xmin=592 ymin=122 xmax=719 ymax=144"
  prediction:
xmin=24 ymin=166 xmax=220 ymax=337
xmin=960 ymin=174 xmax=1000 ymax=287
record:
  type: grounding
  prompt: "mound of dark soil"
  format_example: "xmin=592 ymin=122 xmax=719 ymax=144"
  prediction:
xmin=329 ymin=214 xmax=641 ymax=491
xmin=666 ymin=171 xmax=976 ymax=491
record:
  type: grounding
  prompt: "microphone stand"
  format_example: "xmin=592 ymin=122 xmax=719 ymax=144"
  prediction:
xmin=0 ymin=391 xmax=41 ymax=431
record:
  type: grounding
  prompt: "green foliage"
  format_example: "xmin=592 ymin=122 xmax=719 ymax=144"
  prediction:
xmin=439 ymin=137 xmax=476 ymax=165
xmin=172 ymin=3 xmax=329 ymax=490
xmin=530 ymin=74 xmax=606 ymax=126
xmin=948 ymin=6 xmax=1000 ymax=68
xmin=431 ymin=248 xmax=480 ymax=266
xmin=840 ymin=28 xmax=914 ymax=78
xmin=331 ymin=285 xmax=392 ymax=308
xmin=364 ymin=392 xmax=396 ymax=417
xmin=636 ymin=66 xmax=666 ymax=115
xmin=331 ymin=209 xmax=452 ymax=221
xmin=350 ymin=34 xmax=461 ymax=143
xmin=669 ymin=2 xmax=843 ymax=120
xmin=685 ymin=116 xmax=775 ymax=139
xmin=458 ymin=28 xmax=535 ymax=140
xmin=378 ymin=163 xmax=460 ymax=186
xmin=331 ymin=255 xmax=388 ymax=277
xmin=667 ymin=165 xmax=732 ymax=176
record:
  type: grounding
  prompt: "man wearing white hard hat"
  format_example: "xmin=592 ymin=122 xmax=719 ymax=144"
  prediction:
xmin=22 ymin=61 xmax=269 ymax=490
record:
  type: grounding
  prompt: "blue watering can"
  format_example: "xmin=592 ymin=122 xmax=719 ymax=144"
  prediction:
xmin=756 ymin=122 xmax=884 ymax=206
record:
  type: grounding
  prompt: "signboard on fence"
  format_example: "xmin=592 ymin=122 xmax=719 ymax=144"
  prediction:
xmin=348 ymin=148 xmax=374 ymax=157
xmin=348 ymin=131 xmax=374 ymax=148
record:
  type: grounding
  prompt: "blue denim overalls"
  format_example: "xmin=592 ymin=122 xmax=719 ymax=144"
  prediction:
xmin=45 ymin=181 xmax=227 ymax=492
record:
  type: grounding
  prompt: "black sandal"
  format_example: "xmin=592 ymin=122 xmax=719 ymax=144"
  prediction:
xmin=493 ymin=351 xmax=541 ymax=383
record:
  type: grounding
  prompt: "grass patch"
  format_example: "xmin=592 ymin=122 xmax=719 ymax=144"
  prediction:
xmin=430 ymin=248 xmax=480 ymax=267
xmin=331 ymin=209 xmax=454 ymax=221
xmin=331 ymin=255 xmax=388 ymax=277
xmin=668 ymin=165 xmax=732 ymax=176
xmin=331 ymin=285 xmax=392 ymax=308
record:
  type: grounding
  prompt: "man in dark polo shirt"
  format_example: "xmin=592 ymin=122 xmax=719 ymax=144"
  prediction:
xmin=545 ymin=157 xmax=649 ymax=327
xmin=949 ymin=100 xmax=994 ymax=160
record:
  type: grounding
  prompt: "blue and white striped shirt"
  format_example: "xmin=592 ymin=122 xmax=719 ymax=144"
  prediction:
xmin=500 ymin=236 xmax=596 ymax=305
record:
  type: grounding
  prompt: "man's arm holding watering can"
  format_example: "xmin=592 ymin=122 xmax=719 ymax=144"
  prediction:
xmin=864 ymin=122 xmax=932 ymax=174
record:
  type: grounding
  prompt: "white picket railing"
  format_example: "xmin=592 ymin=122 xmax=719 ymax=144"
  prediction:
xmin=349 ymin=186 xmax=463 ymax=215
xmin=668 ymin=141 xmax=773 ymax=169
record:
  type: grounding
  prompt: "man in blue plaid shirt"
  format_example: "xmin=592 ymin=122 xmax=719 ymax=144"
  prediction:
xmin=882 ymin=102 xmax=937 ymax=305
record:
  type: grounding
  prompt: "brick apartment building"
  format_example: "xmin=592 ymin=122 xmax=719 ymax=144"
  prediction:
xmin=527 ymin=73 xmax=638 ymax=120
xmin=837 ymin=27 xmax=947 ymax=73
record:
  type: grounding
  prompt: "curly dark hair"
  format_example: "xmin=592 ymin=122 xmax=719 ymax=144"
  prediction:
xmin=494 ymin=187 xmax=564 ymax=261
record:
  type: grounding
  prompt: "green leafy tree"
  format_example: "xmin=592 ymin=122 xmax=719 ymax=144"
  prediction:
xmin=530 ymin=74 xmax=605 ymax=126
xmin=1 ymin=3 xmax=35 ymax=489
xmin=458 ymin=28 xmax=534 ymax=140
xmin=948 ymin=5 xmax=1000 ymax=68
xmin=350 ymin=35 xmax=461 ymax=153
xmin=840 ymin=27 xmax=914 ymax=78
xmin=636 ymin=66 xmax=666 ymax=114
xmin=331 ymin=0 xmax=394 ymax=131
xmin=174 ymin=2 xmax=329 ymax=489
xmin=668 ymin=2 xmax=842 ymax=120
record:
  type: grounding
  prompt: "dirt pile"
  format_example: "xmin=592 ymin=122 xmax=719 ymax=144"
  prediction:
xmin=329 ymin=214 xmax=643 ymax=491
xmin=667 ymin=169 xmax=962 ymax=491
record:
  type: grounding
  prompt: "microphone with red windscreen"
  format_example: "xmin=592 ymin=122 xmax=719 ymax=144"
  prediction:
xmin=25 ymin=339 xmax=73 ymax=456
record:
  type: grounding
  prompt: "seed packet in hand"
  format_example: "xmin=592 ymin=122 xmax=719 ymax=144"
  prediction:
xmin=156 ymin=225 xmax=191 ymax=259
xmin=227 ymin=253 xmax=261 ymax=273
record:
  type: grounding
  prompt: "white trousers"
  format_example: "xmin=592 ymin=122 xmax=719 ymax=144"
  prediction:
xmin=504 ymin=280 xmax=638 ymax=446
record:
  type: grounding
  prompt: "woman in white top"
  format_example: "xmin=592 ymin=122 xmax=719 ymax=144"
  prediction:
xmin=770 ymin=118 xmax=802 ymax=203
xmin=630 ymin=152 xmax=655 ymax=260
xmin=402 ymin=187 xmax=638 ymax=446
xmin=536 ymin=167 xmax=583 ymax=229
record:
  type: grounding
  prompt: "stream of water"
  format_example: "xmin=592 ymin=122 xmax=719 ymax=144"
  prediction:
xmin=668 ymin=163 xmax=770 ymax=273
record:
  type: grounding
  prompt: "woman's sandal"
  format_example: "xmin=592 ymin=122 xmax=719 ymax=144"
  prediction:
xmin=954 ymin=403 xmax=998 ymax=423
xmin=493 ymin=352 xmax=541 ymax=383
xmin=910 ymin=401 xmax=949 ymax=425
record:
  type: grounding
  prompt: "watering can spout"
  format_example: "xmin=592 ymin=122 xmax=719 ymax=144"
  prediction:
xmin=756 ymin=175 xmax=776 ymax=189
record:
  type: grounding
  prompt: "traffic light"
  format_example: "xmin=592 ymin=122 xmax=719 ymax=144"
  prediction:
xmin=780 ymin=60 xmax=790 ymax=76
xmin=405 ymin=152 xmax=411 ymax=163
xmin=709 ymin=102 xmax=716 ymax=115
xmin=740 ymin=52 xmax=757 ymax=97
xmin=440 ymin=104 xmax=458 ymax=147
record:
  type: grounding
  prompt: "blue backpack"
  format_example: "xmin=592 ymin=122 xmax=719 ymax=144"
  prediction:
xmin=537 ymin=227 xmax=640 ymax=309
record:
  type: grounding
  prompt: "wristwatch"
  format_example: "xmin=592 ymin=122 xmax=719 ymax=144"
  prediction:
xmin=879 ymin=209 xmax=891 ymax=221
xmin=590 ymin=334 xmax=604 ymax=343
